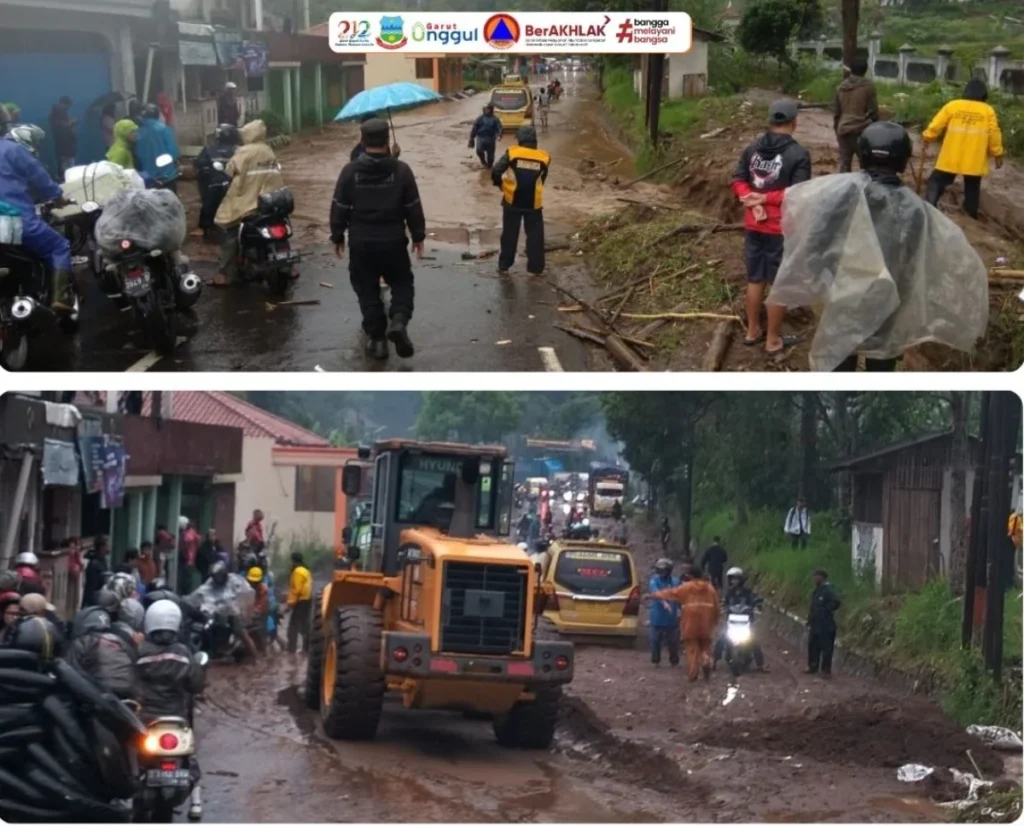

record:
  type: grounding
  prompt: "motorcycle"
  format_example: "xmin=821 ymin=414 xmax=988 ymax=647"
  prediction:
xmin=0 ymin=200 xmax=82 ymax=370
xmin=133 ymin=652 xmax=208 ymax=823
xmin=213 ymin=160 xmax=300 ymax=296
xmin=102 ymin=155 xmax=201 ymax=354
xmin=723 ymin=602 xmax=761 ymax=678
xmin=196 ymin=606 xmax=249 ymax=662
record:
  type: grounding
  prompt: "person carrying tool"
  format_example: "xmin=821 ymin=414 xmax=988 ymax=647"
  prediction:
xmin=921 ymin=78 xmax=1003 ymax=220
xmin=491 ymin=125 xmax=550 ymax=277
xmin=650 ymin=569 xmax=721 ymax=681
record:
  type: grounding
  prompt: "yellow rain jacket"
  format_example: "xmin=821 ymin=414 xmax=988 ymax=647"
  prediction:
xmin=287 ymin=564 xmax=312 ymax=606
xmin=922 ymin=99 xmax=1004 ymax=177
xmin=214 ymin=120 xmax=285 ymax=227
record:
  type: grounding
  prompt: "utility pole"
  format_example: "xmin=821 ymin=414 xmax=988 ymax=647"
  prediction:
xmin=982 ymin=392 xmax=1020 ymax=681
xmin=962 ymin=392 xmax=990 ymax=648
xmin=645 ymin=0 xmax=668 ymax=148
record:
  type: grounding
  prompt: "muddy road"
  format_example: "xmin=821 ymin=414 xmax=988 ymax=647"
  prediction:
xmin=187 ymin=516 xmax=1017 ymax=823
xmin=39 ymin=74 xmax=634 ymax=372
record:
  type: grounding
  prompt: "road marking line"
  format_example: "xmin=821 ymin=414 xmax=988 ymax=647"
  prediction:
xmin=538 ymin=346 xmax=564 ymax=372
xmin=125 ymin=337 xmax=187 ymax=372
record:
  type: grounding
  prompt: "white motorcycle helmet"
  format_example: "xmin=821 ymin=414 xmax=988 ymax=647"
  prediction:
xmin=517 ymin=542 xmax=529 ymax=551
xmin=178 ymin=515 xmax=190 ymax=531
xmin=144 ymin=600 xmax=182 ymax=637
xmin=7 ymin=124 xmax=46 ymax=156
xmin=15 ymin=551 xmax=39 ymax=569
xmin=726 ymin=566 xmax=745 ymax=583
xmin=107 ymin=571 xmax=137 ymax=602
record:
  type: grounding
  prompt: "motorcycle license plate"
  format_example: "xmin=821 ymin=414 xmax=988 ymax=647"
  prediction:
xmin=728 ymin=614 xmax=750 ymax=625
xmin=146 ymin=768 xmax=191 ymax=788
xmin=123 ymin=268 xmax=152 ymax=297
xmin=269 ymin=250 xmax=298 ymax=263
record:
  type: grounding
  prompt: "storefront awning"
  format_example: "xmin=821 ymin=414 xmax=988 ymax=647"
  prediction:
xmin=178 ymin=21 xmax=219 ymax=66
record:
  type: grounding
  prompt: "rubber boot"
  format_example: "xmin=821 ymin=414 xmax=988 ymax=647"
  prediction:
xmin=366 ymin=338 xmax=389 ymax=360
xmin=50 ymin=268 xmax=74 ymax=314
xmin=387 ymin=314 xmax=415 ymax=359
xmin=188 ymin=784 xmax=202 ymax=821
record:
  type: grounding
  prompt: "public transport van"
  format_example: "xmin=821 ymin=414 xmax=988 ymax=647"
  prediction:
xmin=489 ymin=84 xmax=533 ymax=130
xmin=541 ymin=541 xmax=640 ymax=644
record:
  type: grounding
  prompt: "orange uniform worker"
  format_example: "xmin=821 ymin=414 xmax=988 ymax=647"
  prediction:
xmin=650 ymin=571 xmax=721 ymax=681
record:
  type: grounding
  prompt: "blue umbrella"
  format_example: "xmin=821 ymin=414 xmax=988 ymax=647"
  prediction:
xmin=333 ymin=82 xmax=443 ymax=123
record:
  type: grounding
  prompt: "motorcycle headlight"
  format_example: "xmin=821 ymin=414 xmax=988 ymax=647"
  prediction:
xmin=727 ymin=625 xmax=752 ymax=644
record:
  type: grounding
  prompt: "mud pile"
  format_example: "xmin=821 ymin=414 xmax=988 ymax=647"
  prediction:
xmin=693 ymin=697 xmax=1005 ymax=776
xmin=557 ymin=695 xmax=706 ymax=798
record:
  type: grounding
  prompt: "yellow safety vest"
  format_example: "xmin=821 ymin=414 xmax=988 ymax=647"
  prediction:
xmin=501 ymin=145 xmax=551 ymax=211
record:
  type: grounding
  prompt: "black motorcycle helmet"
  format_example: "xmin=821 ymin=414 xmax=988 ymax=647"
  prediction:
xmin=216 ymin=123 xmax=241 ymax=145
xmin=141 ymin=103 xmax=161 ymax=120
xmin=856 ymin=121 xmax=912 ymax=175
xmin=2 ymin=615 xmax=61 ymax=663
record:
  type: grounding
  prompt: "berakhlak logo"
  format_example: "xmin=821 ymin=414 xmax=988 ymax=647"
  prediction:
xmin=376 ymin=16 xmax=407 ymax=49
xmin=615 ymin=18 xmax=633 ymax=42
xmin=484 ymin=13 xmax=520 ymax=49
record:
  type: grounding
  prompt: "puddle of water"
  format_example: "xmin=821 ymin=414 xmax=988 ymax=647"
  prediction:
xmin=867 ymin=795 xmax=949 ymax=821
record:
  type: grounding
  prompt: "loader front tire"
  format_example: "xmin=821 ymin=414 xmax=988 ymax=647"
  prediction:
xmin=320 ymin=605 xmax=385 ymax=740
xmin=493 ymin=685 xmax=561 ymax=749
xmin=303 ymin=588 xmax=325 ymax=710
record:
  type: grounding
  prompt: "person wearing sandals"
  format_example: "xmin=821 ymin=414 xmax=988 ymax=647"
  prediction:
xmin=730 ymin=99 xmax=811 ymax=356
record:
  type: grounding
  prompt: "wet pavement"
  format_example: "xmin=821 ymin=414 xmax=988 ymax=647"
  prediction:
xmin=35 ymin=73 xmax=634 ymax=372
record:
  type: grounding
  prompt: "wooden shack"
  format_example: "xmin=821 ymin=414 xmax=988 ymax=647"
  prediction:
xmin=826 ymin=433 xmax=984 ymax=592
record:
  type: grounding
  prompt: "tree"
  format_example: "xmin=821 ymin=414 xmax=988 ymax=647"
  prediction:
xmin=415 ymin=392 xmax=525 ymax=444
xmin=737 ymin=0 xmax=805 ymax=74
xmin=948 ymin=392 xmax=972 ymax=594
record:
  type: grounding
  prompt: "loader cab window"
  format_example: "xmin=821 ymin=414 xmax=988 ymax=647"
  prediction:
xmin=396 ymin=453 xmax=498 ymax=531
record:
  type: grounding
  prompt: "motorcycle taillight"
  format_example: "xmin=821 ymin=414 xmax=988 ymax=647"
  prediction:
xmin=269 ymin=224 xmax=288 ymax=240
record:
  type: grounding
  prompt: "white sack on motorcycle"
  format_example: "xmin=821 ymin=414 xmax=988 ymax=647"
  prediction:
xmin=94 ymin=188 xmax=187 ymax=254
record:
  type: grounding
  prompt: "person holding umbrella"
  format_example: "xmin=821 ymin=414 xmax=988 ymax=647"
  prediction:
xmin=330 ymin=117 xmax=426 ymax=361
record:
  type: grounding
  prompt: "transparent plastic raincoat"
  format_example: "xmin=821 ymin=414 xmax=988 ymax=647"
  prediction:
xmin=768 ymin=173 xmax=989 ymax=371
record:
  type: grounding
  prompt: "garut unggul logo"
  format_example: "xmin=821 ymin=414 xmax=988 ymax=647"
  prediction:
xmin=411 ymin=21 xmax=480 ymax=46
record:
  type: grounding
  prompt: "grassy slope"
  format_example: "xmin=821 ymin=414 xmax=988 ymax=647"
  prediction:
xmin=692 ymin=505 xmax=1023 ymax=728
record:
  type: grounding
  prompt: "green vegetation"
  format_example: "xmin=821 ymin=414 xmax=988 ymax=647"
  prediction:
xmin=693 ymin=505 xmax=1023 ymax=728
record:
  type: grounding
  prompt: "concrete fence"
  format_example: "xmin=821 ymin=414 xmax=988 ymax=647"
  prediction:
xmin=792 ymin=33 xmax=1024 ymax=92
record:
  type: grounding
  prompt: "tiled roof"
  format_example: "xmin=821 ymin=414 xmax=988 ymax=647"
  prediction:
xmin=140 ymin=392 xmax=329 ymax=446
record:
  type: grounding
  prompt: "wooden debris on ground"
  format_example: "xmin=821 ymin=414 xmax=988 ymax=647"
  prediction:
xmin=549 ymin=282 xmax=648 ymax=372
xmin=654 ymin=221 xmax=745 ymax=246
xmin=267 ymin=299 xmax=321 ymax=309
xmin=989 ymin=268 xmax=1024 ymax=280
xmin=318 ymin=281 xmax=334 ymax=288
xmin=615 ymin=196 xmax=681 ymax=210
xmin=619 ymin=157 xmax=686 ymax=189
xmin=701 ymin=320 xmax=737 ymax=371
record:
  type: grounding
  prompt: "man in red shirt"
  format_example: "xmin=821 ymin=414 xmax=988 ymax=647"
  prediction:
xmin=245 ymin=509 xmax=266 ymax=551
xmin=730 ymin=99 xmax=811 ymax=356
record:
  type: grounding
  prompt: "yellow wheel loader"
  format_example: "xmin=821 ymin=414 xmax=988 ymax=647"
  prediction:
xmin=303 ymin=439 xmax=574 ymax=748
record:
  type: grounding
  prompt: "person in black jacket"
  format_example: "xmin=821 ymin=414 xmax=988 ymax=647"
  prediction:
xmin=701 ymin=536 xmax=728 ymax=591
xmin=468 ymin=103 xmax=503 ymax=168
xmin=136 ymin=600 xmax=205 ymax=820
xmin=330 ymin=117 xmax=426 ymax=362
xmin=492 ymin=125 xmax=550 ymax=277
xmin=81 ymin=536 xmax=111 ymax=608
xmin=195 ymin=124 xmax=240 ymax=241
xmin=806 ymin=567 xmax=841 ymax=677
xmin=730 ymin=99 xmax=811 ymax=355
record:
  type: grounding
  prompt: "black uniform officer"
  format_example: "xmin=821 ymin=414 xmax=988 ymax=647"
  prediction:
xmin=806 ymin=567 xmax=841 ymax=676
xmin=330 ymin=118 xmax=426 ymax=361
xmin=491 ymin=125 xmax=550 ymax=277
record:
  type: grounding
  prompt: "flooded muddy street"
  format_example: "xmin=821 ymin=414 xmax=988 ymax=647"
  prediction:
xmin=43 ymin=74 xmax=633 ymax=373
xmin=187 ymin=517 xmax=1014 ymax=824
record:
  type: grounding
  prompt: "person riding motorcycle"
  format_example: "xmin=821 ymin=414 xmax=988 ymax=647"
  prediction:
xmin=135 ymin=104 xmax=180 ymax=191
xmin=195 ymin=123 xmax=240 ymax=240
xmin=212 ymin=119 xmax=285 ymax=287
xmin=136 ymin=601 xmax=205 ymax=821
xmin=186 ymin=561 xmax=259 ymax=661
xmin=13 ymin=551 xmax=46 ymax=596
xmin=713 ymin=567 xmax=766 ymax=672
xmin=0 ymin=123 xmax=74 ymax=313
xmin=143 ymin=579 xmax=208 ymax=649
xmin=66 ymin=605 xmax=137 ymax=698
